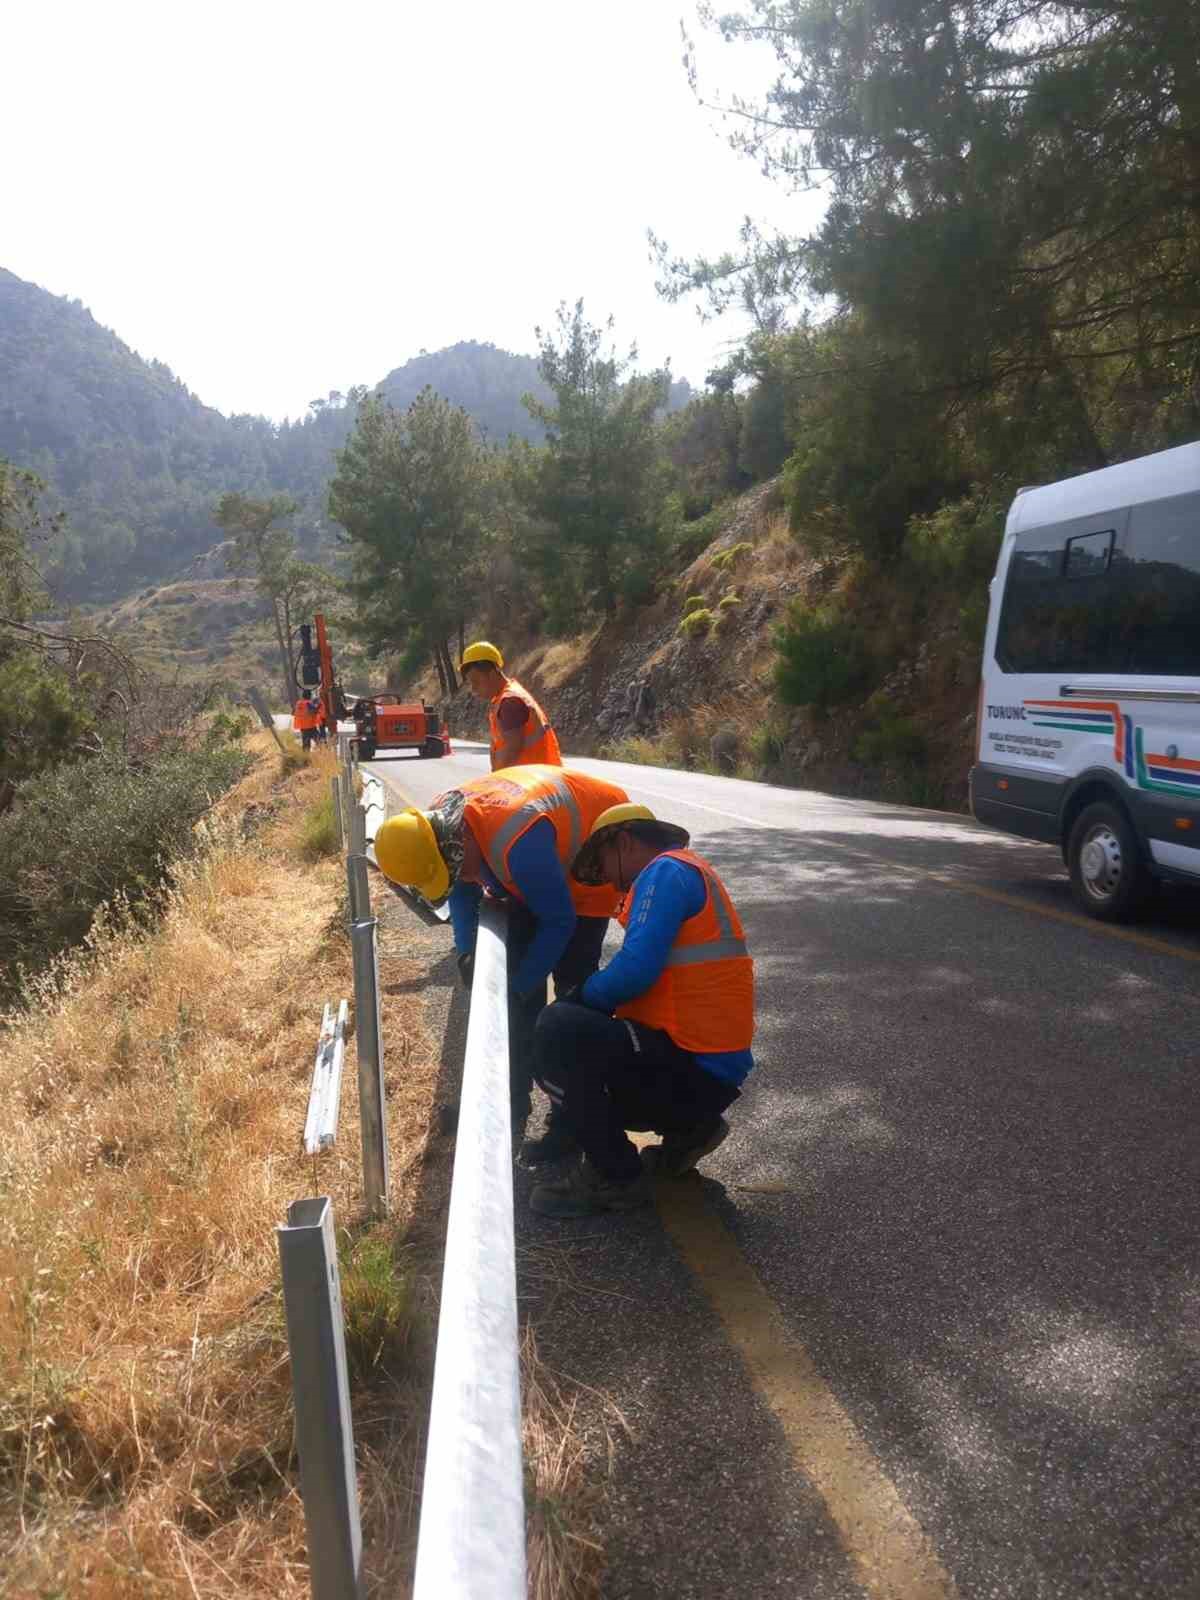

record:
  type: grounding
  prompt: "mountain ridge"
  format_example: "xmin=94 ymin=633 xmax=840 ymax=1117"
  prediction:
xmin=1 ymin=269 xmax=690 ymax=604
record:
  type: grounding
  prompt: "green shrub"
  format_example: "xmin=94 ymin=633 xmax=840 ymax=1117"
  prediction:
xmin=600 ymin=733 xmax=673 ymax=767
xmin=682 ymin=594 xmax=706 ymax=615
xmin=0 ymin=743 xmax=252 ymax=996
xmin=203 ymin=709 xmax=253 ymax=749
xmin=852 ymin=711 xmax=927 ymax=768
xmin=299 ymin=790 xmax=339 ymax=860
xmin=679 ymin=607 xmax=716 ymax=638
xmin=750 ymin=725 xmax=786 ymax=768
xmin=717 ymin=592 xmax=742 ymax=611
xmin=774 ymin=601 xmax=875 ymax=710
xmin=711 ymin=541 xmax=754 ymax=571
xmin=338 ymin=1235 xmax=425 ymax=1380
xmin=670 ymin=501 xmax=731 ymax=566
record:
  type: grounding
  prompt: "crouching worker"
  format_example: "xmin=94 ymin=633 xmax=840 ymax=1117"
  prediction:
xmin=371 ymin=765 xmax=628 ymax=1147
xmin=529 ymin=805 xmax=754 ymax=1220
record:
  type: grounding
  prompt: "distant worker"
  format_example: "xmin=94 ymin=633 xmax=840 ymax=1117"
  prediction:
xmin=292 ymin=692 xmax=321 ymax=751
xmin=315 ymin=696 xmax=329 ymax=743
xmin=373 ymin=764 xmax=628 ymax=1150
xmin=527 ymin=804 xmax=755 ymax=1219
xmin=460 ymin=640 xmax=562 ymax=769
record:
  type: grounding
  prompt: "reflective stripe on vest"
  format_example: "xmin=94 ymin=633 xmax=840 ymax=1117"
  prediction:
xmin=484 ymin=774 xmax=583 ymax=884
xmin=462 ymin=766 xmax=625 ymax=919
xmin=488 ymin=678 xmax=561 ymax=766
xmin=662 ymin=862 xmax=749 ymax=967
xmin=616 ymin=850 xmax=753 ymax=1053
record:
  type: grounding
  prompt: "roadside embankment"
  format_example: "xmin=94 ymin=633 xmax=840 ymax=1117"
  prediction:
xmin=421 ymin=479 xmax=986 ymax=811
xmin=0 ymin=733 xmax=446 ymax=1597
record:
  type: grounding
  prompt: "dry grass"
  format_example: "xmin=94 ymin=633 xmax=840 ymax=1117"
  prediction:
xmin=522 ymin=1328 xmax=629 ymax=1600
xmin=0 ymin=731 xmax=442 ymax=1598
xmin=519 ymin=630 xmax=603 ymax=694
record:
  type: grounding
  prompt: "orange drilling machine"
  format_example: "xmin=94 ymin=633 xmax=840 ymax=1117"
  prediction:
xmin=293 ymin=615 xmax=450 ymax=761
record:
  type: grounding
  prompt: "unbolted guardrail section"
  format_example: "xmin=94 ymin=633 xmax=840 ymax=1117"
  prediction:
xmin=412 ymin=900 xmax=526 ymax=1600
xmin=305 ymin=1001 xmax=349 ymax=1155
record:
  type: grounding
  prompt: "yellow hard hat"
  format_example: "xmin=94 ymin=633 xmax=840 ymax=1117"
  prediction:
xmin=461 ymin=640 xmax=504 ymax=670
xmin=572 ymin=803 xmax=689 ymax=884
xmin=374 ymin=808 xmax=450 ymax=902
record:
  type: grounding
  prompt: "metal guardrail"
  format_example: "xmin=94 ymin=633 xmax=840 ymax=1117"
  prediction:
xmin=278 ymin=1197 xmax=364 ymax=1600
xmin=412 ymin=900 xmax=526 ymax=1600
xmin=304 ymin=1001 xmax=349 ymax=1155
xmin=284 ymin=742 xmax=524 ymax=1597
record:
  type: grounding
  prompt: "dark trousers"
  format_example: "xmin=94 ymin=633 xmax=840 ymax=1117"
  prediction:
xmin=507 ymin=910 xmax=608 ymax=1126
xmin=300 ymin=726 xmax=317 ymax=750
xmin=534 ymin=1001 xmax=740 ymax=1181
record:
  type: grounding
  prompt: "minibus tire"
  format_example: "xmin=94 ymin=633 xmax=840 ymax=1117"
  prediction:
xmin=1066 ymin=801 xmax=1149 ymax=922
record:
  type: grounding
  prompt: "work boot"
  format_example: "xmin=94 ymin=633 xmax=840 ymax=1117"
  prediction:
xmin=520 ymin=1119 xmax=581 ymax=1167
xmin=530 ymin=1158 xmax=652 ymax=1219
xmin=642 ymin=1116 xmax=730 ymax=1179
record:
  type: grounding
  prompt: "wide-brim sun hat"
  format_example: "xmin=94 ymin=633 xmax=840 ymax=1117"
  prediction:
xmin=374 ymin=807 xmax=451 ymax=903
xmin=572 ymin=803 xmax=690 ymax=885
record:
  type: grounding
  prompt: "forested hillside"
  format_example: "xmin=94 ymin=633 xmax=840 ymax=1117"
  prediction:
xmin=1 ymin=270 xmax=687 ymax=602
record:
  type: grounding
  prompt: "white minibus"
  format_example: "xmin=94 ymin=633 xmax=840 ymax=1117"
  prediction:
xmin=971 ymin=440 xmax=1200 ymax=920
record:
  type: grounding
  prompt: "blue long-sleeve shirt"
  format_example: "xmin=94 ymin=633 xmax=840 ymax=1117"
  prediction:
xmin=447 ymin=818 xmax=576 ymax=998
xmin=580 ymin=855 xmax=754 ymax=1086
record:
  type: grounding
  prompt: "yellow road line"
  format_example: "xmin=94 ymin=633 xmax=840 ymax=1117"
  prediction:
xmin=655 ymin=1178 xmax=960 ymax=1600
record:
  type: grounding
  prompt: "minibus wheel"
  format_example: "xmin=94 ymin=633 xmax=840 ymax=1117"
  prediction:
xmin=1066 ymin=801 xmax=1149 ymax=921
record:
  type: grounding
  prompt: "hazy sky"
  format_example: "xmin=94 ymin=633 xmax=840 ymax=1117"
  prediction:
xmin=4 ymin=0 xmax=821 ymax=422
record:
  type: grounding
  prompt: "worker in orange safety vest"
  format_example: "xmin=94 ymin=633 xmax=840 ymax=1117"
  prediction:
xmin=292 ymin=693 xmax=322 ymax=751
xmin=527 ymin=804 xmax=755 ymax=1219
xmin=459 ymin=640 xmax=561 ymax=769
xmin=372 ymin=764 xmax=628 ymax=1152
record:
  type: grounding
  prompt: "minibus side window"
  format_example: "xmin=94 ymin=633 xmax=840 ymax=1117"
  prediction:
xmin=997 ymin=527 xmax=1119 ymax=672
xmin=1118 ymin=495 xmax=1200 ymax=675
xmin=1064 ymin=529 xmax=1113 ymax=577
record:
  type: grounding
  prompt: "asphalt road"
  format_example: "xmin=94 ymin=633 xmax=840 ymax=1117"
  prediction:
xmin=366 ymin=739 xmax=1200 ymax=1600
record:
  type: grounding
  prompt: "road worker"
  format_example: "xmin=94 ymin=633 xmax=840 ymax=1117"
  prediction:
xmin=459 ymin=641 xmax=562 ymax=769
xmin=292 ymin=692 xmax=321 ymax=751
xmin=527 ymin=804 xmax=755 ymax=1219
xmin=373 ymin=764 xmax=628 ymax=1150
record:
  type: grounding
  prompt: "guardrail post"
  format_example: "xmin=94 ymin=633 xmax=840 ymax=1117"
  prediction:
xmin=349 ymin=801 xmax=367 ymax=859
xmin=412 ymin=901 xmax=525 ymax=1599
xmin=346 ymin=854 xmax=370 ymax=925
xmin=277 ymin=1197 xmax=364 ymax=1600
xmin=350 ymin=917 xmax=389 ymax=1216
xmin=330 ymin=776 xmax=345 ymax=853
xmin=339 ymin=768 xmax=354 ymax=842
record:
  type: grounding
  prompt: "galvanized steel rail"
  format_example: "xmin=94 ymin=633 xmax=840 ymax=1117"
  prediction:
xmin=304 ymin=1000 xmax=349 ymax=1155
xmin=412 ymin=900 xmax=527 ymax=1600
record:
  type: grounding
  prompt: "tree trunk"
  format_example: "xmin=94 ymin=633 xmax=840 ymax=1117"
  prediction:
xmin=272 ymin=600 xmax=292 ymax=710
xmin=438 ymin=638 xmax=458 ymax=695
xmin=458 ymin=616 xmax=465 ymax=665
xmin=432 ymin=647 xmax=448 ymax=699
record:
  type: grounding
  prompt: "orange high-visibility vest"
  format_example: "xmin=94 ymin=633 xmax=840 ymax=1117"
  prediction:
xmin=488 ymin=677 xmax=562 ymax=767
xmin=462 ymin=765 xmax=625 ymax=919
xmin=293 ymin=697 xmax=320 ymax=731
xmin=617 ymin=850 xmax=754 ymax=1053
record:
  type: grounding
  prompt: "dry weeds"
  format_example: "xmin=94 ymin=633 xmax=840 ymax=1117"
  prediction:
xmin=0 ymin=733 xmax=441 ymax=1598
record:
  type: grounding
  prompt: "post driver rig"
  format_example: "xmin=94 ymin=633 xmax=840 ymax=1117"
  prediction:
xmin=292 ymin=615 xmax=451 ymax=761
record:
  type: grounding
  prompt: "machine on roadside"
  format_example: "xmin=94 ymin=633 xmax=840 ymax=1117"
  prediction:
xmin=291 ymin=614 xmax=451 ymax=760
xmin=351 ymin=693 xmax=450 ymax=761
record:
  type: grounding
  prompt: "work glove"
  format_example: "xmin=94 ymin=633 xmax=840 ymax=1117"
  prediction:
xmin=457 ymin=951 xmax=475 ymax=990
